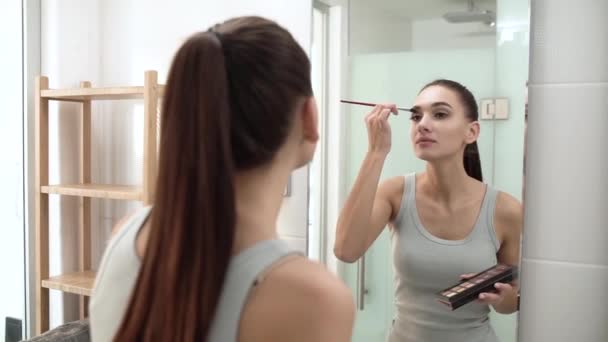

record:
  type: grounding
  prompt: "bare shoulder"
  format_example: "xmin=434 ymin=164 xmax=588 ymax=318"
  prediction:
xmin=494 ymin=191 xmax=523 ymax=239
xmin=495 ymin=191 xmax=523 ymax=222
xmin=239 ymin=257 xmax=355 ymax=342
xmin=378 ymin=175 xmax=405 ymax=195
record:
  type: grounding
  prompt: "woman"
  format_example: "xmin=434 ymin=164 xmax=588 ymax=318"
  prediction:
xmin=334 ymin=79 xmax=522 ymax=342
xmin=89 ymin=16 xmax=354 ymax=342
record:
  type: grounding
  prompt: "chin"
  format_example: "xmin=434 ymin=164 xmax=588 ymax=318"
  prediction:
xmin=413 ymin=149 xmax=439 ymax=162
xmin=413 ymin=148 xmax=429 ymax=160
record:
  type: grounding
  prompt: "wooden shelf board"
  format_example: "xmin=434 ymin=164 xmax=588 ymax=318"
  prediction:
xmin=42 ymin=271 xmax=96 ymax=297
xmin=41 ymin=184 xmax=142 ymax=200
xmin=41 ymin=85 xmax=165 ymax=101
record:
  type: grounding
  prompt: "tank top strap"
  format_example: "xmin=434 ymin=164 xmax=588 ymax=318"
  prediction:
xmin=392 ymin=173 xmax=416 ymax=227
xmin=207 ymin=239 xmax=302 ymax=342
xmin=94 ymin=206 xmax=152 ymax=284
xmin=120 ymin=207 xmax=152 ymax=246
xmin=474 ymin=185 xmax=500 ymax=251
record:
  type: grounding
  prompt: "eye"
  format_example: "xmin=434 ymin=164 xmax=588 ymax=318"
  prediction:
xmin=434 ymin=111 xmax=448 ymax=119
xmin=410 ymin=113 xmax=422 ymax=122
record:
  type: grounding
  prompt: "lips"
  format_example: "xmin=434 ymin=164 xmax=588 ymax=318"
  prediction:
xmin=416 ymin=137 xmax=436 ymax=144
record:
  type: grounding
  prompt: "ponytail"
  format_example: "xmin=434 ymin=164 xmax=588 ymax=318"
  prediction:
xmin=464 ymin=141 xmax=483 ymax=182
xmin=114 ymin=31 xmax=235 ymax=341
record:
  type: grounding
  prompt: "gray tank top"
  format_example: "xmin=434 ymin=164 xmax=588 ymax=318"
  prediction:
xmin=388 ymin=173 xmax=501 ymax=342
xmin=89 ymin=207 xmax=299 ymax=342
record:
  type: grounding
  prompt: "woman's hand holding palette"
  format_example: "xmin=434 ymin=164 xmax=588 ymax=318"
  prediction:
xmin=437 ymin=264 xmax=518 ymax=311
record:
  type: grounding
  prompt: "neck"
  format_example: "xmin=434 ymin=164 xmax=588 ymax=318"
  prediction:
xmin=422 ymin=155 xmax=476 ymax=203
xmin=232 ymin=159 xmax=292 ymax=254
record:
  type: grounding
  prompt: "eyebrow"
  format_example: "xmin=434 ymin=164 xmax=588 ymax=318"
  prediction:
xmin=432 ymin=102 xmax=453 ymax=108
xmin=410 ymin=102 xmax=453 ymax=113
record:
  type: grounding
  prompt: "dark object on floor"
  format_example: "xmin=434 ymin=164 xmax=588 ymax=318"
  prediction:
xmin=20 ymin=320 xmax=89 ymax=342
xmin=5 ymin=317 xmax=22 ymax=342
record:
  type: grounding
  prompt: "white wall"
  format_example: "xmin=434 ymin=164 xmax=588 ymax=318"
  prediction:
xmin=41 ymin=0 xmax=313 ymax=328
xmin=323 ymin=1 xmax=350 ymax=275
xmin=0 ymin=0 xmax=26 ymax=340
xmin=519 ymin=0 xmax=608 ymax=341
xmin=349 ymin=2 xmax=496 ymax=55
xmin=349 ymin=0 xmax=412 ymax=55
xmin=411 ymin=18 xmax=495 ymax=50
xmin=94 ymin=0 xmax=313 ymax=254
xmin=42 ymin=0 xmax=103 ymax=326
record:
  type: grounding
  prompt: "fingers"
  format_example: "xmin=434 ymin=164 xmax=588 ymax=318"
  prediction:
xmin=378 ymin=103 xmax=398 ymax=116
xmin=365 ymin=104 xmax=398 ymax=122
xmin=365 ymin=105 xmax=382 ymax=123
xmin=477 ymin=283 xmax=513 ymax=304
xmin=384 ymin=103 xmax=398 ymax=115
xmin=379 ymin=107 xmax=392 ymax=122
xmin=478 ymin=292 xmax=501 ymax=302
xmin=494 ymin=282 xmax=513 ymax=292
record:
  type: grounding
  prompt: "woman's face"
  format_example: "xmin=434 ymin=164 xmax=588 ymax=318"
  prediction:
xmin=409 ymin=85 xmax=479 ymax=162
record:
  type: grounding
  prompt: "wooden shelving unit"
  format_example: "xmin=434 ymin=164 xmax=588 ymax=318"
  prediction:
xmin=34 ymin=70 xmax=163 ymax=334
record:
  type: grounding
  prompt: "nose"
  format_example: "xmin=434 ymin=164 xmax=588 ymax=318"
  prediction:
xmin=417 ymin=113 xmax=431 ymax=133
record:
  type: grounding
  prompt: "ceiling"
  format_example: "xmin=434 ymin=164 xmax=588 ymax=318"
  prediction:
xmin=350 ymin=0 xmax=497 ymax=20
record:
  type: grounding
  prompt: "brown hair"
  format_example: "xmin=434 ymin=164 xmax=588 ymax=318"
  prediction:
xmin=420 ymin=79 xmax=483 ymax=182
xmin=113 ymin=16 xmax=312 ymax=341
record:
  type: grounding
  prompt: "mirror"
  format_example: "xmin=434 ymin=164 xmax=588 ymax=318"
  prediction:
xmin=309 ymin=0 xmax=530 ymax=341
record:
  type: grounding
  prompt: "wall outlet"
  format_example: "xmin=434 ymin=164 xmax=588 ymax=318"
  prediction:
xmin=5 ymin=317 xmax=22 ymax=342
xmin=494 ymin=98 xmax=509 ymax=119
xmin=480 ymin=98 xmax=510 ymax=120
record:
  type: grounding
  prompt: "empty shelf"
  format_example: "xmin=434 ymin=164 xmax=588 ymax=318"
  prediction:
xmin=42 ymin=271 xmax=96 ymax=297
xmin=41 ymin=184 xmax=142 ymax=200
xmin=41 ymin=85 xmax=165 ymax=101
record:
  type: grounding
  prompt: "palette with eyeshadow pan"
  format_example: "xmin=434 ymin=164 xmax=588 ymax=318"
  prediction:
xmin=436 ymin=264 xmax=518 ymax=311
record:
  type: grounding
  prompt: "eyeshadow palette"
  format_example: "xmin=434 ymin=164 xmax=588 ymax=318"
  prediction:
xmin=436 ymin=264 xmax=518 ymax=311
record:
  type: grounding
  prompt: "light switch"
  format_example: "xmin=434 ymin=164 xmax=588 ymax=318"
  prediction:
xmin=480 ymin=99 xmax=495 ymax=119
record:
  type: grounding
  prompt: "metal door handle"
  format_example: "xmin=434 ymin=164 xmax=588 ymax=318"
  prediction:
xmin=356 ymin=254 xmax=368 ymax=310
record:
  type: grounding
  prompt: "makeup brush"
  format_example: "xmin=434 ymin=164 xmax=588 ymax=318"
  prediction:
xmin=340 ymin=99 xmax=413 ymax=113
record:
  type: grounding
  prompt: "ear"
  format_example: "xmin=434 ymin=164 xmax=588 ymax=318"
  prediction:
xmin=300 ymin=97 xmax=319 ymax=143
xmin=465 ymin=121 xmax=480 ymax=144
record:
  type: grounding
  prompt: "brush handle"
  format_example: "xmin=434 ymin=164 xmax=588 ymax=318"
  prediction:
xmin=340 ymin=99 xmax=411 ymax=112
